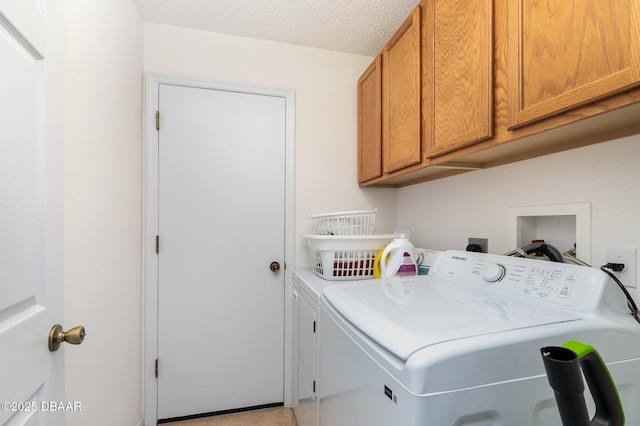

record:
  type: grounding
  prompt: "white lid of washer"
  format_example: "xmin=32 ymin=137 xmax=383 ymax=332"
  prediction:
xmin=322 ymin=275 xmax=580 ymax=361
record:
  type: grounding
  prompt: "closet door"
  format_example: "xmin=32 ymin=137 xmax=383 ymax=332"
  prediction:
xmin=157 ymin=83 xmax=286 ymax=420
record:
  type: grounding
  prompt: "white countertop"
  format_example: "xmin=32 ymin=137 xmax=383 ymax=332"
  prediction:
xmin=293 ymin=270 xmax=342 ymax=305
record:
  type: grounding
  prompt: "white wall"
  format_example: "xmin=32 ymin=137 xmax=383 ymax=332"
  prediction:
xmin=64 ymin=1 xmax=144 ymax=425
xmin=143 ymin=23 xmax=397 ymax=269
xmin=398 ymin=134 xmax=640 ymax=296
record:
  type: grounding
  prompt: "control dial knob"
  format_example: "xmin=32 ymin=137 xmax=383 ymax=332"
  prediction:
xmin=483 ymin=263 xmax=506 ymax=282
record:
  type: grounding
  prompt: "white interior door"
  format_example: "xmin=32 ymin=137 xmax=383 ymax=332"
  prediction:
xmin=157 ymin=84 xmax=286 ymax=420
xmin=0 ymin=1 xmax=65 ymax=425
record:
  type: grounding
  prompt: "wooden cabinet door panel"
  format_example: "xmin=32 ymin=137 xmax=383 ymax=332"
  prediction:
xmin=358 ymin=56 xmax=382 ymax=183
xmin=382 ymin=6 xmax=422 ymax=174
xmin=426 ymin=0 xmax=494 ymax=158
xmin=508 ymin=0 xmax=640 ymax=128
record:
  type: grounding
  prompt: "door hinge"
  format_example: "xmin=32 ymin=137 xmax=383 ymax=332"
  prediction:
xmin=155 ymin=359 xmax=159 ymax=378
xmin=155 ymin=111 xmax=160 ymax=130
xmin=313 ymin=320 xmax=316 ymax=333
xmin=155 ymin=235 xmax=159 ymax=254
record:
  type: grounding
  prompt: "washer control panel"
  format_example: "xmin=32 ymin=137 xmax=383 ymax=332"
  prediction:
xmin=433 ymin=250 xmax=606 ymax=311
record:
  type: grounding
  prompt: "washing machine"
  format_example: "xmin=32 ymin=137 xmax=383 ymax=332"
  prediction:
xmin=319 ymin=250 xmax=640 ymax=425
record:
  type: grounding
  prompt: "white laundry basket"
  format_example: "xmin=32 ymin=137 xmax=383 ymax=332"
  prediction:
xmin=309 ymin=209 xmax=378 ymax=235
xmin=304 ymin=234 xmax=392 ymax=280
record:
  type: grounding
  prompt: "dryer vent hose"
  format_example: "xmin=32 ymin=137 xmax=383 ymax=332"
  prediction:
xmin=516 ymin=242 xmax=563 ymax=263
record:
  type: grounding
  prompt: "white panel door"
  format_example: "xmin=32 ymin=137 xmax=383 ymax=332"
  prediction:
xmin=0 ymin=1 xmax=65 ymax=425
xmin=157 ymin=84 xmax=286 ymax=420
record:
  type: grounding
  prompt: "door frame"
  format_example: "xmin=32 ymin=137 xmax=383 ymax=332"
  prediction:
xmin=143 ymin=73 xmax=295 ymax=425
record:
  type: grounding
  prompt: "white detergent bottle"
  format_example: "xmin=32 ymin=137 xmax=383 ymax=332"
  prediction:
xmin=379 ymin=230 xmax=417 ymax=306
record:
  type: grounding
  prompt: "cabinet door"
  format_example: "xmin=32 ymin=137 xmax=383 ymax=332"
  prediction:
xmin=425 ymin=0 xmax=493 ymax=158
xmin=508 ymin=0 xmax=640 ymax=129
xmin=382 ymin=5 xmax=422 ymax=174
xmin=299 ymin=292 xmax=317 ymax=396
xmin=358 ymin=56 xmax=382 ymax=183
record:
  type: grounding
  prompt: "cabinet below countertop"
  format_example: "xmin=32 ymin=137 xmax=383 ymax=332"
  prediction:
xmin=292 ymin=271 xmax=326 ymax=426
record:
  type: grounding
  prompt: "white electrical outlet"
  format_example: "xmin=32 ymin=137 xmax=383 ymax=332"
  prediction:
xmin=605 ymin=246 xmax=637 ymax=288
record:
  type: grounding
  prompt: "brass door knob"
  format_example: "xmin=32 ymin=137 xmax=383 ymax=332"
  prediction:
xmin=49 ymin=324 xmax=86 ymax=352
xmin=270 ymin=261 xmax=281 ymax=272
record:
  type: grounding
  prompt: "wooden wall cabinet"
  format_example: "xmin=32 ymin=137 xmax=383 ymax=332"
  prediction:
xmin=382 ymin=6 xmax=422 ymax=174
xmin=358 ymin=0 xmax=640 ymax=187
xmin=358 ymin=0 xmax=493 ymax=186
xmin=358 ymin=5 xmax=423 ymax=184
xmin=424 ymin=0 xmax=494 ymax=158
xmin=508 ymin=0 xmax=640 ymax=129
xmin=357 ymin=56 xmax=382 ymax=183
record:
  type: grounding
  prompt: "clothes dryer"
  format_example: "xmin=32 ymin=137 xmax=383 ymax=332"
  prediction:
xmin=319 ymin=250 xmax=640 ymax=425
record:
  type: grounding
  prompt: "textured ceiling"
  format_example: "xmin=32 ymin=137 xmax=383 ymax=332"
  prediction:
xmin=134 ymin=0 xmax=420 ymax=56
